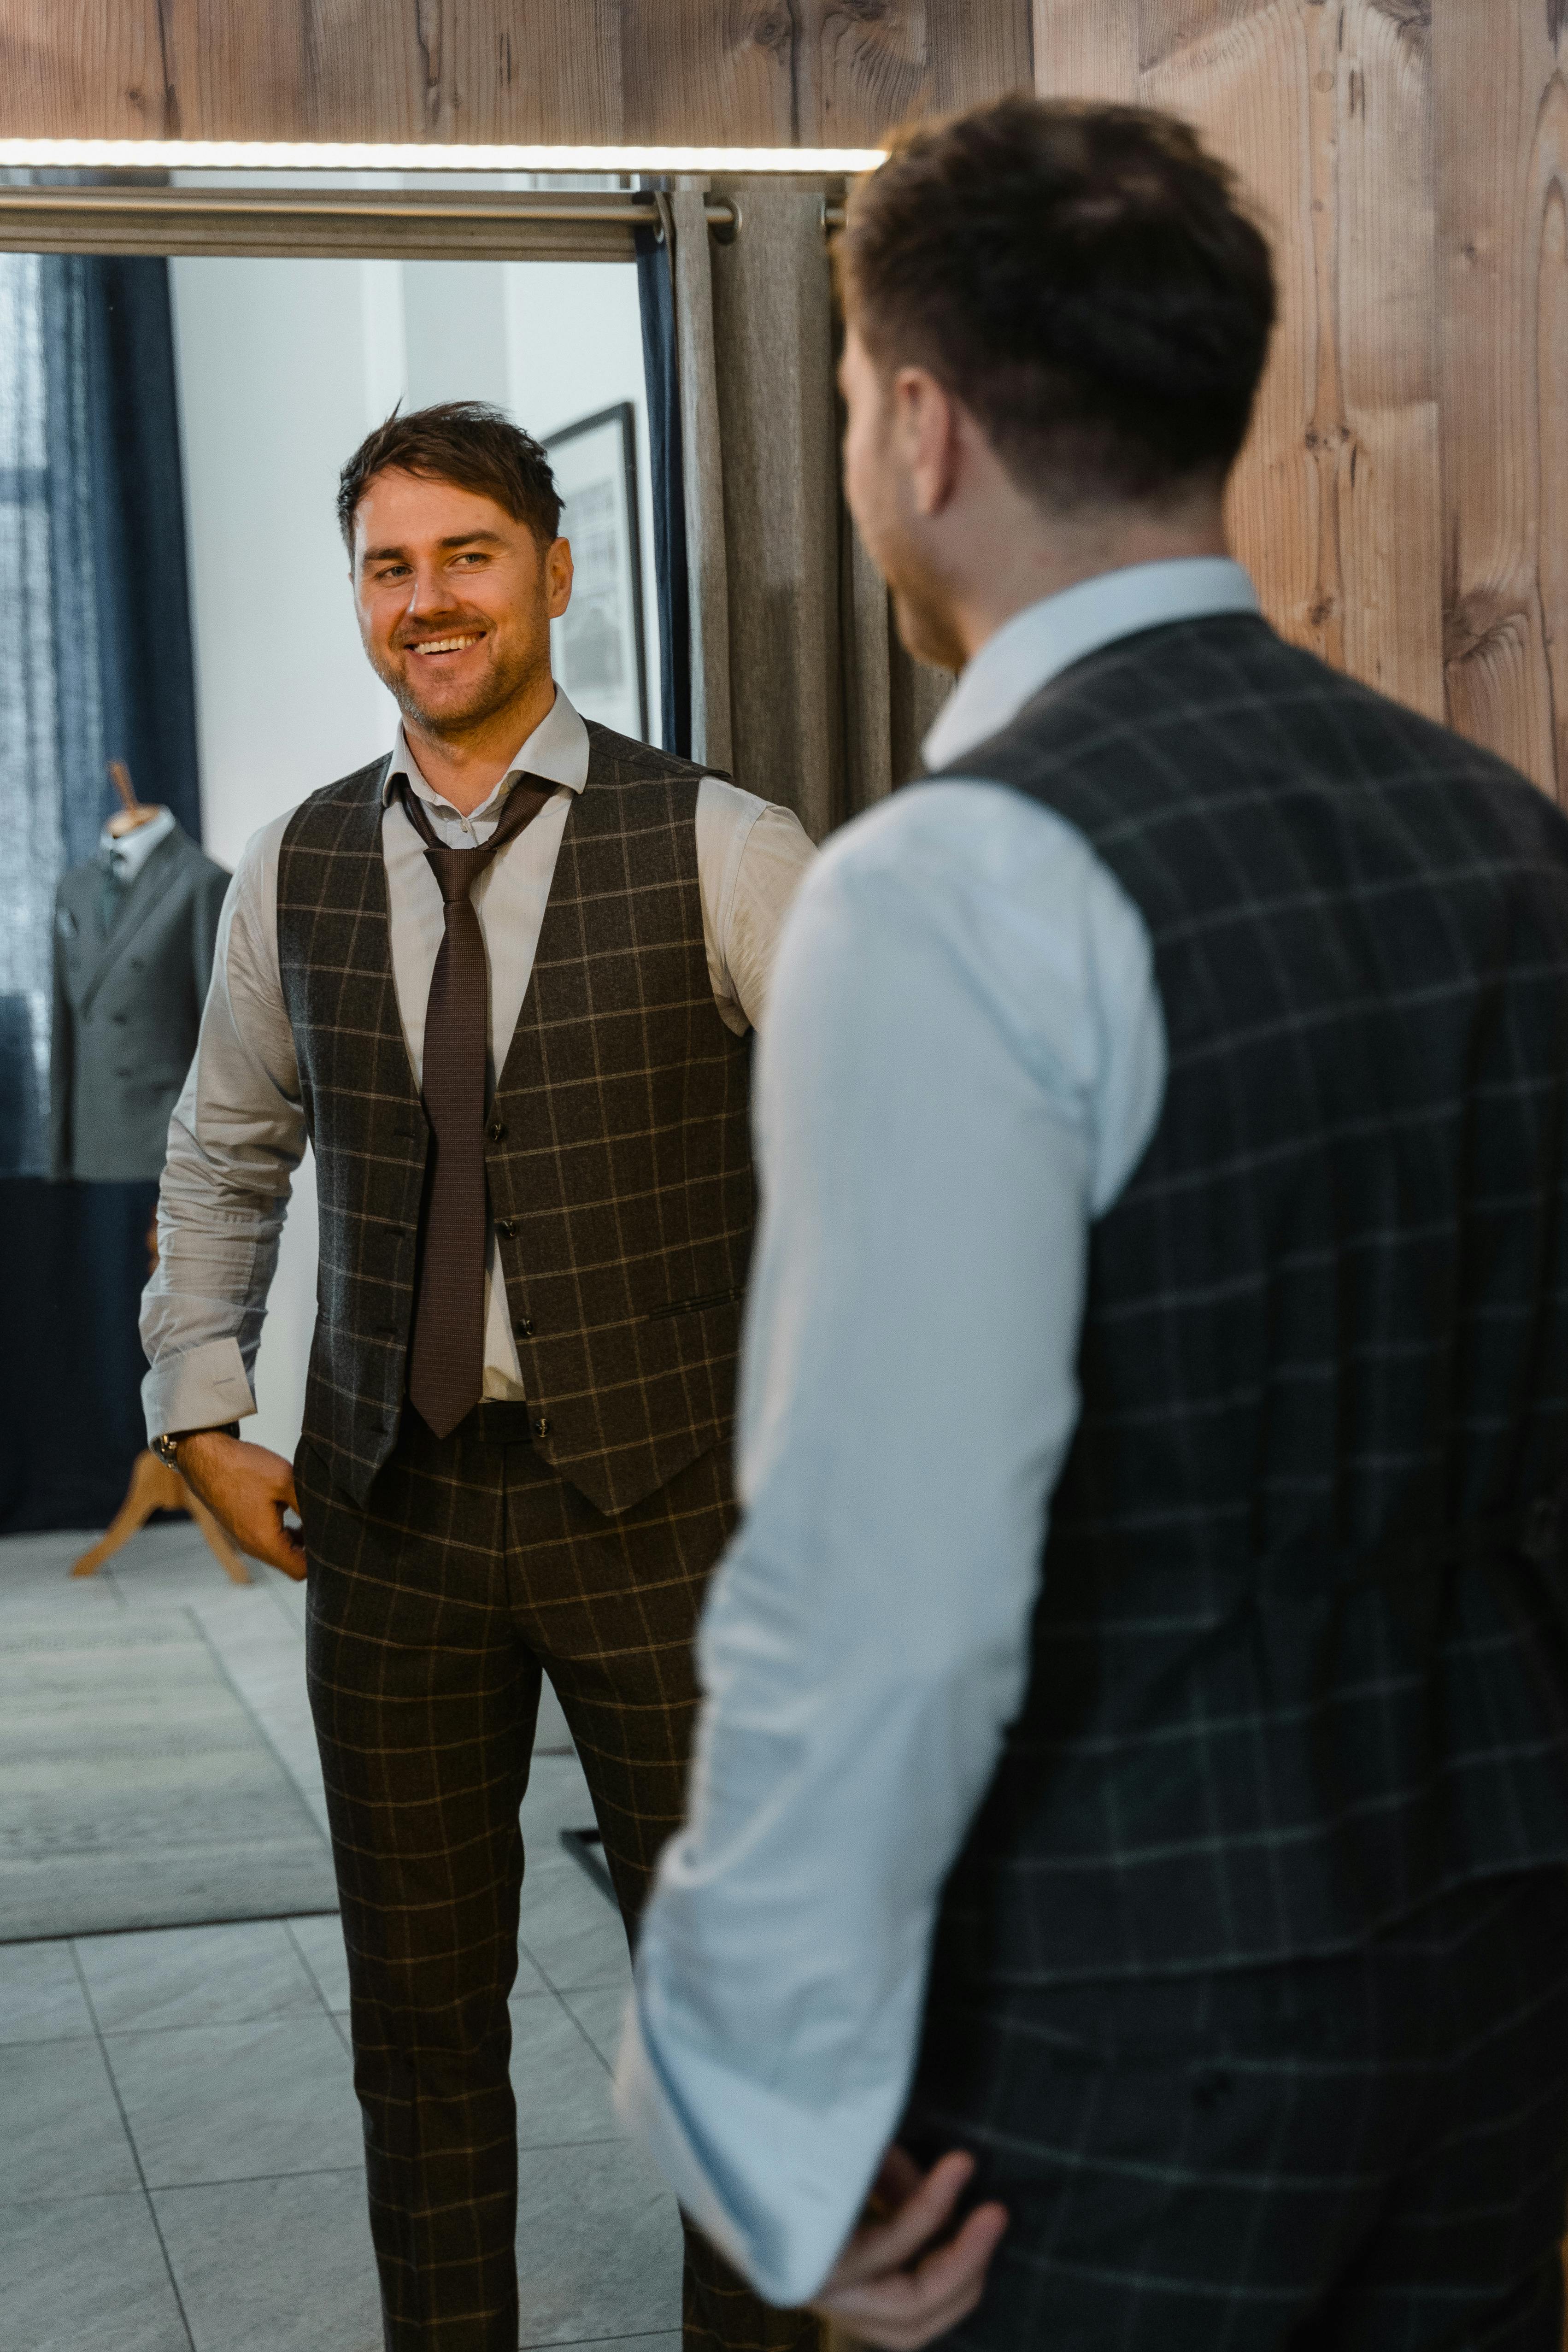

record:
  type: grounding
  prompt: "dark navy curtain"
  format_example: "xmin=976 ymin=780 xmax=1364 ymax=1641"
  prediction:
xmin=0 ymin=251 xmax=201 ymax=1534
xmin=634 ymin=221 xmax=691 ymax=760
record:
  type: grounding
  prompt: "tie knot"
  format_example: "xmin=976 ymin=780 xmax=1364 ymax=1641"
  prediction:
xmin=395 ymin=771 xmax=558 ymax=905
xmin=423 ymin=841 xmax=488 ymax=906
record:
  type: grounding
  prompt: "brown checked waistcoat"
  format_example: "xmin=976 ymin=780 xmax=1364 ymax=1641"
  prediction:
xmin=276 ymin=721 xmax=755 ymax=1517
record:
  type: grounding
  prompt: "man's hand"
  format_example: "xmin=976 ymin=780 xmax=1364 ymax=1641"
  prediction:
xmin=177 ymin=1431 xmax=307 ymax=1581
xmin=811 ymin=2147 xmax=1007 ymax=2352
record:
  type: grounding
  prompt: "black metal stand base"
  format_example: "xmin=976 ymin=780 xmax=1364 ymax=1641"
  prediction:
xmin=559 ymin=1825 xmax=618 ymax=1907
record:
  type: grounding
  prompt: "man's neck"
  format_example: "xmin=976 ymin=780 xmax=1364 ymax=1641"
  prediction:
xmin=400 ymin=675 xmax=558 ymax=816
xmin=944 ymin=500 xmax=1230 ymax=668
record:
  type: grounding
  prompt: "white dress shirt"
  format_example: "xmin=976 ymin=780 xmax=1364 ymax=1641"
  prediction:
xmin=141 ymin=689 xmax=815 ymax=1440
xmin=99 ymin=804 xmax=176 ymax=885
xmin=616 ymin=560 xmax=1259 ymax=2306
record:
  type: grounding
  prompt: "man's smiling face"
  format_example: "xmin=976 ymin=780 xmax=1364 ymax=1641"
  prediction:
xmin=351 ymin=467 xmax=573 ymax=739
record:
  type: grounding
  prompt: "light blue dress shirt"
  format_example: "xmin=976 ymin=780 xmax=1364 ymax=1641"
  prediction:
xmin=615 ymin=559 xmax=1260 ymax=2307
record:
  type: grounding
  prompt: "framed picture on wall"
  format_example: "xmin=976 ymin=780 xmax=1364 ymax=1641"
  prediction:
xmin=546 ymin=401 xmax=649 ymax=743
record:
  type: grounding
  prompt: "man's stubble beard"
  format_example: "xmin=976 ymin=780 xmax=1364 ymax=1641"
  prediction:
xmin=372 ymin=624 xmax=553 ymax=742
xmin=887 ymin=565 xmax=966 ymax=677
xmin=855 ymin=479 xmax=967 ymax=677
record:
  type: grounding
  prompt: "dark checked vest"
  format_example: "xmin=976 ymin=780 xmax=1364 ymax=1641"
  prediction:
xmin=925 ymin=614 xmax=1568 ymax=1994
xmin=275 ymin=723 xmax=753 ymax=1518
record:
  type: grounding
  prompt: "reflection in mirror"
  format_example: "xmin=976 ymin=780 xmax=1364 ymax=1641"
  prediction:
xmin=0 ymin=188 xmax=655 ymax=1921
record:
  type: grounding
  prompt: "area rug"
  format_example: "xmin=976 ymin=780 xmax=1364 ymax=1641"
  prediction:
xmin=0 ymin=1609 xmax=339 ymax=1940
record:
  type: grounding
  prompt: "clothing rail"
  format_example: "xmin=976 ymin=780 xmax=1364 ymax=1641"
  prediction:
xmin=0 ymin=183 xmax=746 ymax=263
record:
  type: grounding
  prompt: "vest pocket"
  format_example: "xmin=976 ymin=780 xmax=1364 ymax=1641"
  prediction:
xmin=645 ymin=1286 xmax=746 ymax=1322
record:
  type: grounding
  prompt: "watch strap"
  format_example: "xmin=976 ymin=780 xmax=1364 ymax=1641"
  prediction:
xmin=153 ymin=1423 xmax=240 ymax=1470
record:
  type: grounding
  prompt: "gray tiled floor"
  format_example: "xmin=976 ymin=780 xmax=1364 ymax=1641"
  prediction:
xmin=0 ymin=1526 xmax=681 ymax=2351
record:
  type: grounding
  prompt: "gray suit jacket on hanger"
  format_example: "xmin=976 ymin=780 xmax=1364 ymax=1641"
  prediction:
xmin=50 ymin=821 xmax=230 ymax=1183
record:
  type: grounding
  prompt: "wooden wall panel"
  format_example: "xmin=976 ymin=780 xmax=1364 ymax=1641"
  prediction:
xmin=1032 ymin=0 xmax=1138 ymax=99
xmin=620 ymin=1 xmax=794 ymax=150
xmin=1039 ymin=1 xmax=1444 ymax=724
xmin=1436 ymin=4 xmax=1568 ymax=794
xmin=300 ymin=0 xmax=628 ymax=146
xmin=0 ymin=0 xmax=1030 ymax=147
xmin=795 ymin=0 xmax=1034 ymax=147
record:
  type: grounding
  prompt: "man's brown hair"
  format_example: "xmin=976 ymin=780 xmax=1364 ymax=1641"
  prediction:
xmin=839 ymin=96 xmax=1276 ymax=510
xmin=337 ymin=400 xmax=563 ymax=551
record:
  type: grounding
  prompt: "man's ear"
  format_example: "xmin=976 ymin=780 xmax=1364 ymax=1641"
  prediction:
xmin=893 ymin=367 xmax=962 ymax=520
xmin=546 ymin=535 xmax=574 ymax=620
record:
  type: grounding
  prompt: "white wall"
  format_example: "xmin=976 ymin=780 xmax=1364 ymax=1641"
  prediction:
xmin=171 ymin=252 xmax=655 ymax=1458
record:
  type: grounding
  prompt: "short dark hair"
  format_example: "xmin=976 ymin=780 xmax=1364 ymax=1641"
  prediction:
xmin=839 ymin=96 xmax=1276 ymax=509
xmin=337 ymin=400 xmax=563 ymax=551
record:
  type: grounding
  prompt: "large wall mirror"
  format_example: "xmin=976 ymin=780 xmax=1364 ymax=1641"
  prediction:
xmin=0 ymin=161 xmax=848 ymax=2347
xmin=0 ymin=163 xmax=844 ymax=1458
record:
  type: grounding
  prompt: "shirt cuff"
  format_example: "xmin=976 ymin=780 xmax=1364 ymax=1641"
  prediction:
xmin=141 ymin=1339 xmax=257 ymax=1443
xmin=614 ymin=1976 xmax=898 ymax=2310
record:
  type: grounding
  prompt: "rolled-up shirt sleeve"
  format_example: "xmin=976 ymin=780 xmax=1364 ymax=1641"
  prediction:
xmin=696 ymin=778 xmax=817 ymax=1035
xmin=141 ymin=813 xmax=305 ymax=1440
xmin=615 ymin=781 xmax=1166 ymax=2307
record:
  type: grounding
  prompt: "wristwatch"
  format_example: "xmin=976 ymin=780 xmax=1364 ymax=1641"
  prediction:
xmin=153 ymin=1423 xmax=240 ymax=1470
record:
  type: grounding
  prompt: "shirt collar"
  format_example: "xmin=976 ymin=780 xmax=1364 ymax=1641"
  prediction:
xmin=921 ymin=556 xmax=1261 ymax=772
xmin=98 ymin=805 xmax=176 ymax=881
xmin=382 ymin=685 xmax=590 ymax=817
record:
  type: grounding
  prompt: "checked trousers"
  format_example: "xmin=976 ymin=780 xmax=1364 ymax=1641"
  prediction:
xmin=298 ymin=1411 xmax=820 ymax=2352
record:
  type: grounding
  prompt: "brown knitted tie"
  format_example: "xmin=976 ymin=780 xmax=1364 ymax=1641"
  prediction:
xmin=397 ymin=772 xmax=557 ymax=1437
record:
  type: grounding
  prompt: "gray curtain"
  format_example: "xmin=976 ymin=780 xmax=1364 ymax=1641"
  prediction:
xmin=0 ymin=241 xmax=201 ymax=1176
xmin=0 ymin=238 xmax=203 ymax=1533
xmin=659 ymin=180 xmax=949 ymax=841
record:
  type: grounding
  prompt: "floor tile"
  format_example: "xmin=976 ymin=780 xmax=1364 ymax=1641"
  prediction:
xmin=511 ymin=1992 xmax=620 ymax=2146
xmin=0 ymin=2038 xmax=141 ymax=2201
xmin=520 ymin=1749 xmax=603 ymax=1845
xmin=0 ymin=1937 xmax=95 ymax=2044
xmin=535 ymin=1674 xmax=574 ymax=1754
xmin=100 ymin=1521 xmax=228 ymax=1595
xmin=106 ymin=2014 xmax=361 ymax=2187
xmin=518 ymin=1852 xmax=633 ymax=1996
xmin=515 ymin=2135 xmax=682 ymax=2343
xmin=558 ymin=1985 xmax=630 ymax=2074
xmin=77 ymin=1919 xmax=325 ymax=2034
xmin=0 ymin=2189 xmax=192 ymax=2352
xmin=156 ymin=2168 xmax=380 ymax=2352
xmin=263 ymin=1572 xmax=310 ymax=1632
xmin=510 ymin=1939 xmax=554 ymax=2000
xmin=0 ymin=1531 xmax=105 ymax=1576
xmin=285 ymin=1912 xmax=352 ymax=2013
xmin=560 ymin=2339 xmax=680 ymax=2352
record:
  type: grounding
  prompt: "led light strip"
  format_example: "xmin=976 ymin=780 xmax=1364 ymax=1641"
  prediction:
xmin=0 ymin=137 xmax=885 ymax=176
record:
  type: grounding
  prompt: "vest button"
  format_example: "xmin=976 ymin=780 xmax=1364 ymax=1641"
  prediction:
xmin=515 ymin=1316 xmax=535 ymax=1338
xmin=487 ymin=1119 xmax=506 ymax=1143
xmin=532 ymin=1416 xmax=551 ymax=1438
xmin=495 ymin=1217 xmax=517 ymax=1239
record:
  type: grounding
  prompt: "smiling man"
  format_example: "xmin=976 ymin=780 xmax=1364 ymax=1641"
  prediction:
xmin=139 ymin=402 xmax=816 ymax=2352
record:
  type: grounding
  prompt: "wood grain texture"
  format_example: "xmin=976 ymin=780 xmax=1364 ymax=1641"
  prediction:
xmin=1437 ymin=1 xmax=1568 ymax=795
xmin=301 ymin=0 xmax=626 ymax=145
xmin=796 ymin=0 xmax=1033 ymax=146
xmin=1138 ymin=1 xmax=1444 ymax=719
xmin=620 ymin=0 xmax=793 ymax=148
xmin=1038 ymin=0 xmax=1563 ymax=795
xmin=1032 ymin=0 xmax=1138 ymax=98
xmin=0 ymin=0 xmax=1029 ymax=146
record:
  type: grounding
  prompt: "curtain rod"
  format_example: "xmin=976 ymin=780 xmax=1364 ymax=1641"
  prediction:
xmin=0 ymin=184 xmax=749 ymax=263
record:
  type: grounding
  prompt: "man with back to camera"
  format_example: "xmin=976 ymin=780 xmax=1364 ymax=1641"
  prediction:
xmin=138 ymin=401 xmax=819 ymax=2352
xmin=618 ymin=99 xmax=1568 ymax=2350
